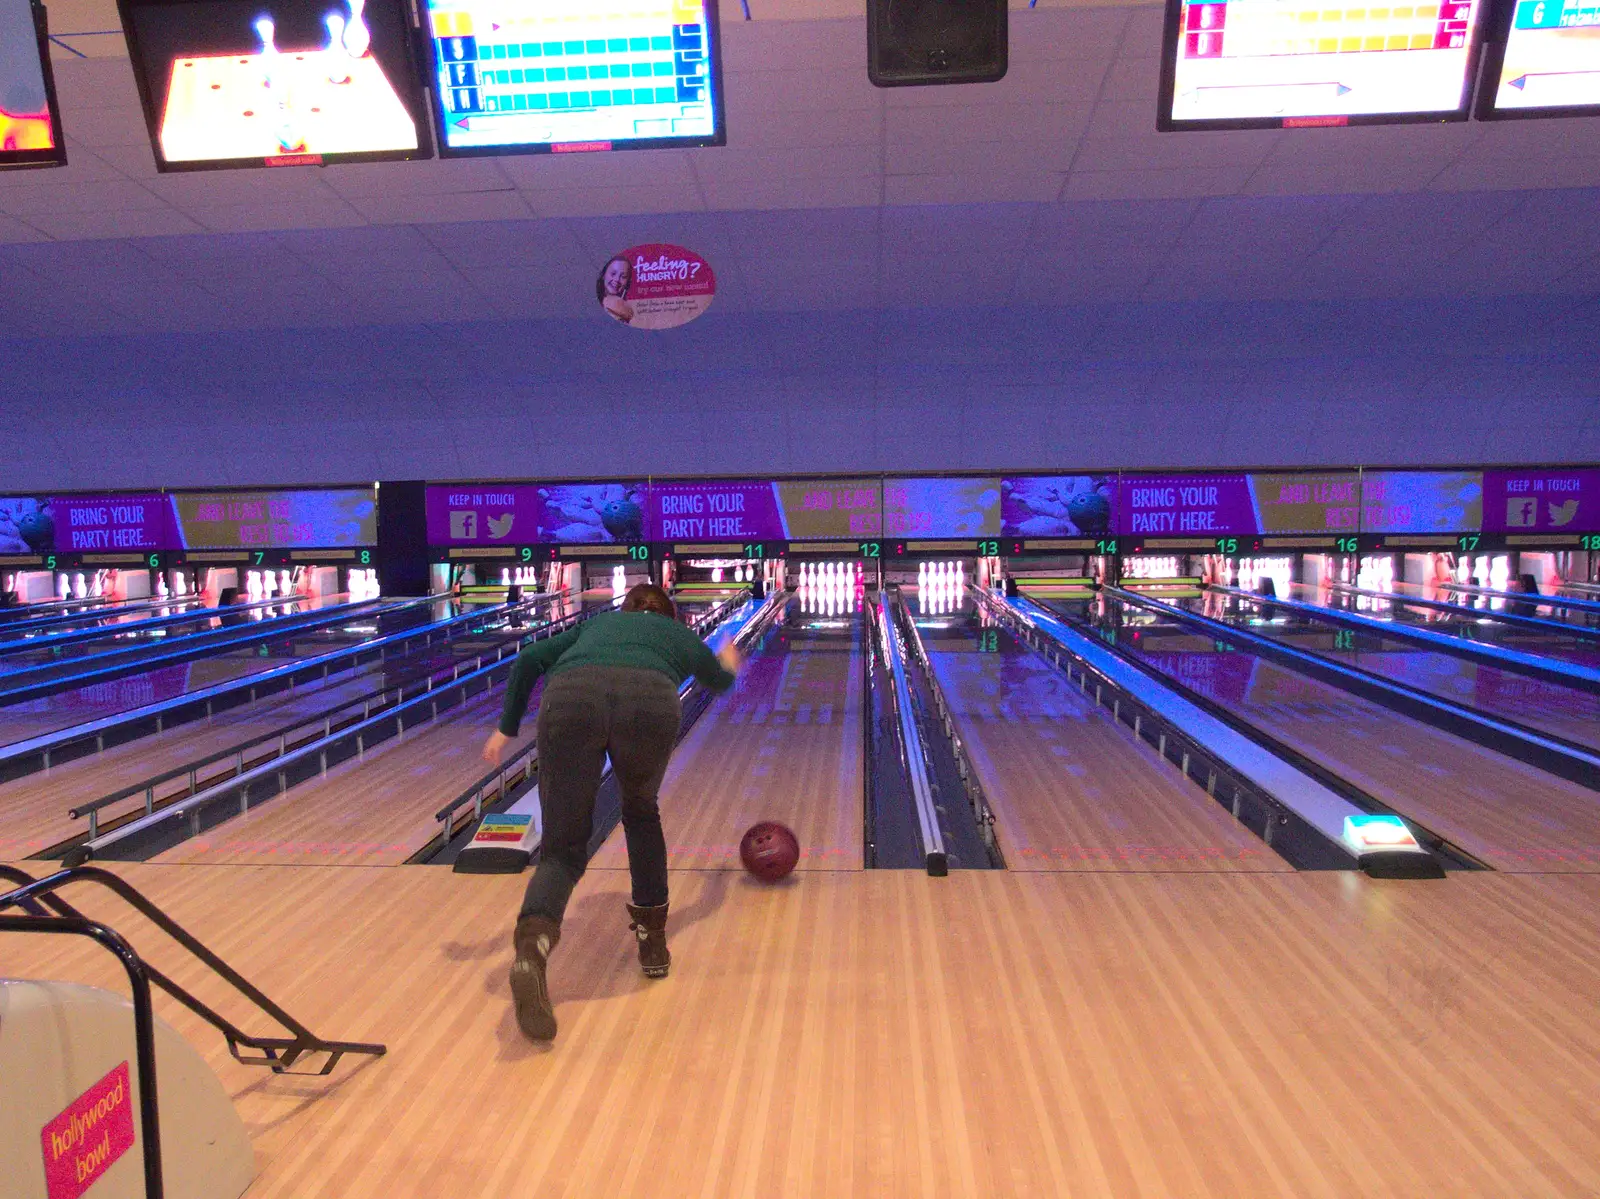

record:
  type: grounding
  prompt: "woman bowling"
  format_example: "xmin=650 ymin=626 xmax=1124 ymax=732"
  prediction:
xmin=482 ymin=583 xmax=742 ymax=1041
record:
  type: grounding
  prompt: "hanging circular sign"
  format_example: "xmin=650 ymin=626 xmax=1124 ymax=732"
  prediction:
xmin=596 ymin=244 xmax=715 ymax=330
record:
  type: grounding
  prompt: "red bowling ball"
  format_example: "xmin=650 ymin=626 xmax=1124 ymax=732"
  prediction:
xmin=739 ymin=821 xmax=801 ymax=883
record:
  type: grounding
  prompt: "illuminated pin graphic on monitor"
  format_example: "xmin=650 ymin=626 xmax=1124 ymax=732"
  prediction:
xmin=422 ymin=0 xmax=726 ymax=156
xmin=0 ymin=0 xmax=67 ymax=168
xmin=1157 ymin=0 xmax=1492 ymax=129
xmin=118 ymin=0 xmax=433 ymax=170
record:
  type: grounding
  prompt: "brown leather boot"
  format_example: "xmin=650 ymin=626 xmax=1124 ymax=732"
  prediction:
xmin=510 ymin=915 xmax=561 ymax=1041
xmin=626 ymin=903 xmax=671 ymax=978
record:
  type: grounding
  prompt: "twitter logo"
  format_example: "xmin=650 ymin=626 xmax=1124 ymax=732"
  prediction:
xmin=1549 ymin=500 xmax=1578 ymax=527
xmin=487 ymin=514 xmax=515 ymax=540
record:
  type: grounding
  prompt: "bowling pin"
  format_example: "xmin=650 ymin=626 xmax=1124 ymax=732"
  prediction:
xmin=343 ymin=0 xmax=371 ymax=57
xmin=325 ymin=13 xmax=352 ymax=83
xmin=255 ymin=16 xmax=279 ymax=85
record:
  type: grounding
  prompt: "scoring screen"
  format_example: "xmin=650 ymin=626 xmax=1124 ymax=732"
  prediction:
xmin=1 ymin=0 xmax=64 ymax=168
xmin=117 ymin=0 xmax=431 ymax=170
xmin=423 ymin=0 xmax=724 ymax=155
xmin=1481 ymin=0 xmax=1600 ymax=116
xmin=1160 ymin=0 xmax=1489 ymax=127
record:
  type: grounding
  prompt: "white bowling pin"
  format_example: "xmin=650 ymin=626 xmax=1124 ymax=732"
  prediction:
xmin=255 ymin=16 xmax=279 ymax=82
xmin=343 ymin=0 xmax=371 ymax=57
xmin=325 ymin=13 xmax=351 ymax=82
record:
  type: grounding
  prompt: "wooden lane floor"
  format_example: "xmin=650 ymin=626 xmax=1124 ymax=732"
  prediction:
xmin=4 ymin=861 xmax=1600 ymax=1197
xmin=926 ymin=629 xmax=1291 ymax=873
xmin=147 ymin=687 xmax=528 ymax=867
xmin=0 ymin=632 xmax=398 ymax=747
xmin=0 ymin=646 xmax=481 ymax=862
xmin=588 ymin=622 xmax=865 ymax=875
xmin=1179 ymin=649 xmax=1600 ymax=872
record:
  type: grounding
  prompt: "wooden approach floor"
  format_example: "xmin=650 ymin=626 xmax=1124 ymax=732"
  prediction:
xmin=4 ymin=860 xmax=1599 ymax=1198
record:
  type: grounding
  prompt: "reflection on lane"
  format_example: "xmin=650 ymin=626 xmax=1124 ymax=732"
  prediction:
xmin=1182 ymin=590 xmax=1600 ymax=752
xmin=1301 ymin=583 xmax=1600 ymax=670
xmin=1052 ymin=595 xmax=1600 ymax=871
xmin=921 ymin=613 xmax=1288 ymax=873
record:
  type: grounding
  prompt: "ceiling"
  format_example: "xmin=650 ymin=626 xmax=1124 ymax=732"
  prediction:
xmin=3 ymin=0 xmax=1599 ymax=340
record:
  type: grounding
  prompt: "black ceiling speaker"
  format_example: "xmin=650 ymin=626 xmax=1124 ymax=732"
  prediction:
xmin=868 ymin=0 xmax=1007 ymax=87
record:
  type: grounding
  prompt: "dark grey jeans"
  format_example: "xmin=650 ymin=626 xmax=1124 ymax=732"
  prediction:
xmin=519 ymin=666 xmax=682 ymax=924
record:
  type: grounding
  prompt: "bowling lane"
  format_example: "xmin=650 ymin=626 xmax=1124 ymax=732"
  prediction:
xmin=1185 ymin=592 xmax=1600 ymax=752
xmin=146 ymin=601 xmax=736 ymax=867
xmin=1304 ymin=585 xmax=1600 ymax=670
xmin=1080 ymin=598 xmax=1600 ymax=871
xmin=588 ymin=606 xmax=865 ymax=874
xmin=0 ymin=594 xmax=175 ymax=626
xmin=0 ymin=595 xmax=212 ymax=640
xmin=0 ymin=634 xmax=515 ymax=860
xmin=149 ymin=687 xmax=531 ymax=866
xmin=1397 ymin=580 xmax=1600 ymax=633
xmin=0 ymin=601 xmax=446 ymax=746
xmin=0 ymin=603 xmax=319 ymax=673
xmin=920 ymin=616 xmax=1289 ymax=872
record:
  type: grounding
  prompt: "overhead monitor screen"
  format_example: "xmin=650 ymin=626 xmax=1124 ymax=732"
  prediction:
xmin=1 ymin=0 xmax=65 ymax=168
xmin=425 ymin=482 xmax=648 ymax=545
xmin=1117 ymin=472 xmax=1361 ymax=537
xmin=172 ymin=488 xmax=378 ymax=548
xmin=1479 ymin=0 xmax=1600 ymax=117
xmin=1482 ymin=467 xmax=1600 ymax=533
xmin=1358 ymin=471 xmax=1483 ymax=533
xmin=117 ymin=0 xmax=431 ymax=170
xmin=1158 ymin=0 xmax=1490 ymax=128
xmin=883 ymin=478 xmax=1002 ymax=539
xmin=421 ymin=0 xmax=724 ymax=156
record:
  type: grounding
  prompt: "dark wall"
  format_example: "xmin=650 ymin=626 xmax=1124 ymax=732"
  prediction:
xmin=376 ymin=480 xmax=430 ymax=596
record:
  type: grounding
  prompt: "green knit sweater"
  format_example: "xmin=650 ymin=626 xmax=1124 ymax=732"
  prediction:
xmin=498 ymin=610 xmax=737 ymax=736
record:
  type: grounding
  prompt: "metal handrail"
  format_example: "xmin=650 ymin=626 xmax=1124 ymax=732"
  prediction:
xmin=0 ymin=864 xmax=385 ymax=1078
xmin=427 ymin=589 xmax=772 ymax=849
xmin=67 ymin=596 xmax=567 ymax=839
xmin=874 ymin=592 xmax=947 ymax=874
xmin=0 ymin=911 xmax=166 ymax=1197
